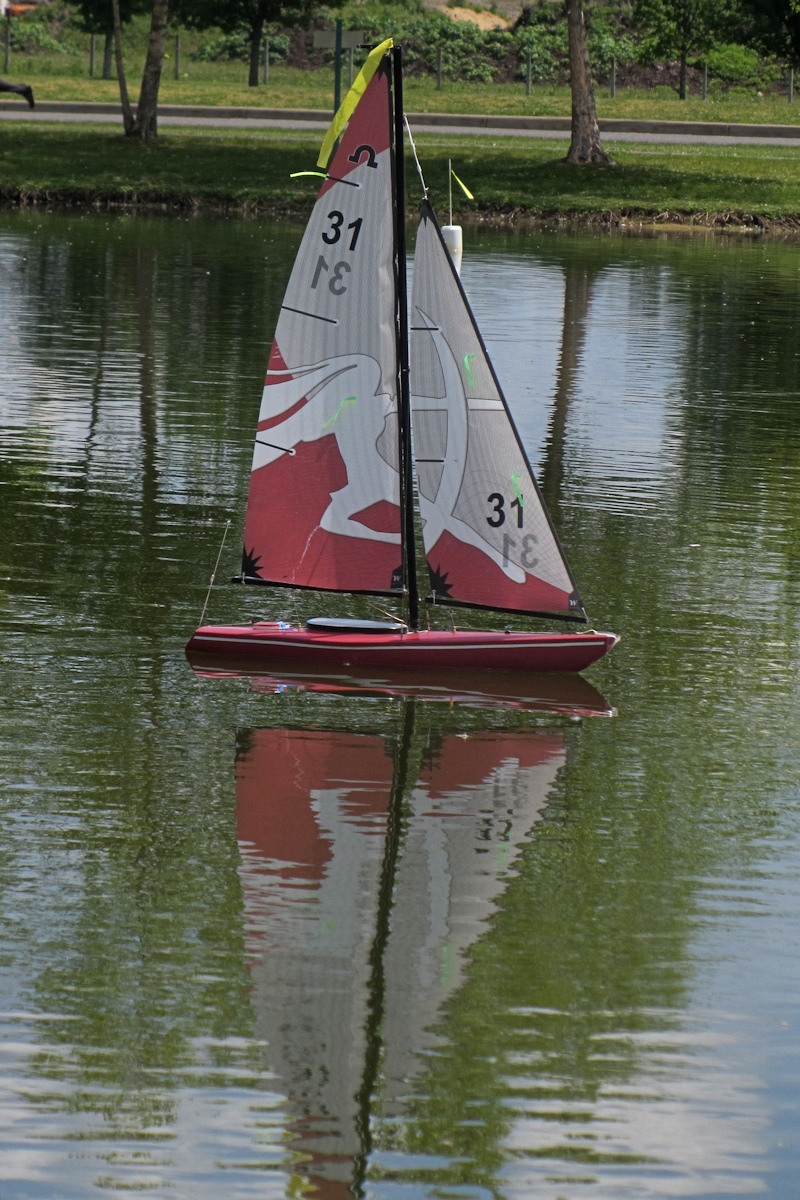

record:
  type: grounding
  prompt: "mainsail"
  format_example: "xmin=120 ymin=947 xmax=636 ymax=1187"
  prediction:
xmin=241 ymin=61 xmax=402 ymax=595
xmin=410 ymin=200 xmax=584 ymax=618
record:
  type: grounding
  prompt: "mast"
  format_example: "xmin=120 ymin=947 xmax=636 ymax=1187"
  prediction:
xmin=392 ymin=45 xmax=420 ymax=631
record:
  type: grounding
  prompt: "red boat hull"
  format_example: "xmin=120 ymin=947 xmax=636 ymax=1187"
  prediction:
xmin=186 ymin=622 xmax=618 ymax=674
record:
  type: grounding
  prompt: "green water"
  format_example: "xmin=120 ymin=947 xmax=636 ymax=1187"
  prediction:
xmin=1 ymin=211 xmax=799 ymax=1199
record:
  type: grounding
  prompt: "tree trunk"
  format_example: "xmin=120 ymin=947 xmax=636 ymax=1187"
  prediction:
xmin=111 ymin=0 xmax=135 ymax=135
xmin=564 ymin=0 xmax=614 ymax=165
xmin=132 ymin=0 xmax=170 ymax=140
xmin=679 ymin=49 xmax=687 ymax=99
xmin=102 ymin=30 xmax=113 ymax=80
xmin=248 ymin=15 xmax=264 ymax=88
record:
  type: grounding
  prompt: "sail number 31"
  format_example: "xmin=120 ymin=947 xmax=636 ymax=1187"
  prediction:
xmin=488 ymin=492 xmax=539 ymax=568
xmin=311 ymin=212 xmax=363 ymax=297
xmin=487 ymin=492 xmax=523 ymax=529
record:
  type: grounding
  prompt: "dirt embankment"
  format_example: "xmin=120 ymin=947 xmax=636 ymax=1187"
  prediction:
xmin=2 ymin=185 xmax=800 ymax=235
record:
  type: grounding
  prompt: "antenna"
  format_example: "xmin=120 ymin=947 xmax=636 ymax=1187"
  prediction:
xmin=442 ymin=160 xmax=463 ymax=275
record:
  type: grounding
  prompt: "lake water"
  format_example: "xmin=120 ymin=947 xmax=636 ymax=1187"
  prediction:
xmin=1 ymin=211 xmax=799 ymax=1199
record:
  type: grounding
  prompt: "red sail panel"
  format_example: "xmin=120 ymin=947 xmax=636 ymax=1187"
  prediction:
xmin=242 ymin=62 xmax=402 ymax=594
xmin=409 ymin=202 xmax=584 ymax=618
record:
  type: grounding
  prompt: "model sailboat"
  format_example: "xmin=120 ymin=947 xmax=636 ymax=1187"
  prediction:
xmin=186 ymin=43 xmax=617 ymax=674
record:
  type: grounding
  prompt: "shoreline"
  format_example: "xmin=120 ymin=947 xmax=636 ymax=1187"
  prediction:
xmin=2 ymin=187 xmax=799 ymax=235
xmin=3 ymin=123 xmax=799 ymax=235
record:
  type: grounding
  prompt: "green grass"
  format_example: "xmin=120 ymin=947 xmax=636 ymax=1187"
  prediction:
xmin=6 ymin=59 xmax=800 ymax=126
xmin=1 ymin=123 xmax=800 ymax=220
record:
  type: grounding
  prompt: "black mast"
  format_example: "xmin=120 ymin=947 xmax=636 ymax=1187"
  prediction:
xmin=392 ymin=45 xmax=419 ymax=631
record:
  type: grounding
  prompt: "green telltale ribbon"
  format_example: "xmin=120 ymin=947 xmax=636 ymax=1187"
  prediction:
xmin=321 ymin=396 xmax=357 ymax=429
xmin=464 ymin=352 xmax=476 ymax=387
xmin=317 ymin=37 xmax=394 ymax=170
xmin=451 ymin=168 xmax=474 ymax=201
xmin=511 ymin=472 xmax=524 ymax=504
xmin=290 ymin=171 xmax=328 ymax=179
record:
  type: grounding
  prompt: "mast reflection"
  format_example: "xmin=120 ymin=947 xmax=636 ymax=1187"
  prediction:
xmin=234 ymin=701 xmax=572 ymax=1197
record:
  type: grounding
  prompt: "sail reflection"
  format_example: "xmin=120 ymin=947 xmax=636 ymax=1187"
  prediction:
xmin=234 ymin=706 xmax=567 ymax=1196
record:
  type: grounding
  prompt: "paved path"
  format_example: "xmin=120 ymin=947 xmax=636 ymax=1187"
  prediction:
xmin=3 ymin=100 xmax=800 ymax=147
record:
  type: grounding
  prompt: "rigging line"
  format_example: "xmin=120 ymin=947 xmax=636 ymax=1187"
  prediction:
xmin=403 ymin=115 xmax=428 ymax=199
xmin=198 ymin=519 xmax=231 ymax=628
xmin=374 ymin=605 xmax=405 ymax=623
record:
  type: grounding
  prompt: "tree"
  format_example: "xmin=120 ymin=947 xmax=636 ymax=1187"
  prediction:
xmin=72 ymin=0 xmax=137 ymax=80
xmin=136 ymin=0 xmax=170 ymax=136
xmin=565 ymin=0 xmax=614 ymax=164
xmin=734 ymin=0 xmax=800 ymax=66
xmin=634 ymin=0 xmax=728 ymax=98
xmin=178 ymin=0 xmax=328 ymax=88
xmin=111 ymin=0 xmax=170 ymax=140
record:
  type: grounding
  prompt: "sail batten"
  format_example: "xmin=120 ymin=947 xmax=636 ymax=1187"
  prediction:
xmin=410 ymin=200 xmax=585 ymax=620
xmin=242 ymin=61 xmax=404 ymax=597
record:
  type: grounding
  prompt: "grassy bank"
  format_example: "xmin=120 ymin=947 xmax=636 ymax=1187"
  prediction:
xmin=5 ymin=63 xmax=800 ymax=127
xmin=1 ymin=124 xmax=799 ymax=225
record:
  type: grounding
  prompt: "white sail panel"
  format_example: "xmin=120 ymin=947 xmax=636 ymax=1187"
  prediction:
xmin=410 ymin=201 xmax=583 ymax=617
xmin=242 ymin=61 xmax=402 ymax=595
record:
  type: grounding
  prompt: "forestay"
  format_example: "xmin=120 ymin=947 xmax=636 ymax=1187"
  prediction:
xmin=241 ymin=61 xmax=402 ymax=595
xmin=410 ymin=200 xmax=584 ymax=619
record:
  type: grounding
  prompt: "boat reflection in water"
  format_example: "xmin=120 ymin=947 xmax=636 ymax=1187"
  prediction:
xmin=189 ymin=656 xmax=615 ymax=718
xmin=232 ymin=679 xmax=610 ymax=1196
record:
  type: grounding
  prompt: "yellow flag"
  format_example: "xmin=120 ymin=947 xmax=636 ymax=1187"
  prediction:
xmin=317 ymin=37 xmax=394 ymax=170
xmin=451 ymin=168 xmax=474 ymax=201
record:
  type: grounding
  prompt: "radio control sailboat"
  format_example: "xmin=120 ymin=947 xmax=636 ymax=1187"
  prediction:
xmin=186 ymin=42 xmax=618 ymax=674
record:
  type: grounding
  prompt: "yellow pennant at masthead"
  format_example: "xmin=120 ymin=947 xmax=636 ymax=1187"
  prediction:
xmin=317 ymin=37 xmax=394 ymax=170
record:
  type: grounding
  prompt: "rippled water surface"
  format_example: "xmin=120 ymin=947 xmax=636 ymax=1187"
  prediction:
xmin=1 ymin=211 xmax=799 ymax=1199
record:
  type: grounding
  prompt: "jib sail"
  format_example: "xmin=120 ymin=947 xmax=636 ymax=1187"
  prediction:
xmin=409 ymin=200 xmax=584 ymax=619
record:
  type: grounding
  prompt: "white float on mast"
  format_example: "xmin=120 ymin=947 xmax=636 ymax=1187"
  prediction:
xmin=441 ymin=157 xmax=463 ymax=274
